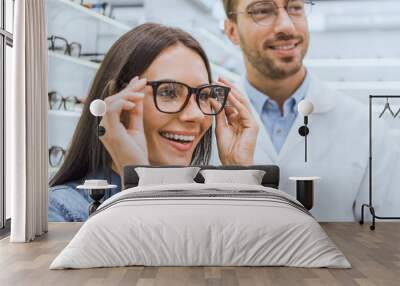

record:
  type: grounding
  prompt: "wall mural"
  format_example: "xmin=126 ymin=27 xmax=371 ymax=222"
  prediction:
xmin=47 ymin=22 xmax=259 ymax=222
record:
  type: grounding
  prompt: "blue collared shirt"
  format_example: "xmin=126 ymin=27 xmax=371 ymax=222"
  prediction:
xmin=48 ymin=170 xmax=121 ymax=222
xmin=244 ymin=73 xmax=310 ymax=153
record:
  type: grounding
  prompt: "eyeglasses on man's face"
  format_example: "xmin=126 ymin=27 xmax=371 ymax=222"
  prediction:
xmin=229 ymin=0 xmax=315 ymax=26
xmin=146 ymin=80 xmax=231 ymax=116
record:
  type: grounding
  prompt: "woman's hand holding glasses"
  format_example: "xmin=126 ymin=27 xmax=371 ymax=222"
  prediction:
xmin=213 ymin=77 xmax=259 ymax=166
xmin=99 ymin=76 xmax=149 ymax=175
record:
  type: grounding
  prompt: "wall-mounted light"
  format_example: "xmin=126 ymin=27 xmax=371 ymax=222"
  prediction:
xmin=90 ymin=99 xmax=107 ymax=137
xmin=298 ymin=100 xmax=314 ymax=162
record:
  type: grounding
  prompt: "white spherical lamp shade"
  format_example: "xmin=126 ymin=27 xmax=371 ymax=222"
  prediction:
xmin=90 ymin=99 xmax=107 ymax=117
xmin=298 ymin=100 xmax=314 ymax=116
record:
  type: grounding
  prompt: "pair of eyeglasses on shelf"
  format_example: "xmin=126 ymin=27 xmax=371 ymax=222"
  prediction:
xmin=48 ymin=91 xmax=84 ymax=111
xmin=49 ymin=146 xmax=67 ymax=168
xmin=47 ymin=35 xmax=82 ymax=57
xmin=229 ymin=0 xmax=315 ymax=26
xmin=47 ymin=35 xmax=105 ymax=63
xmin=141 ymin=80 xmax=231 ymax=116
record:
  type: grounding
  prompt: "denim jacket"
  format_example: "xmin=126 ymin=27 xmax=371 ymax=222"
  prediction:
xmin=48 ymin=171 xmax=121 ymax=222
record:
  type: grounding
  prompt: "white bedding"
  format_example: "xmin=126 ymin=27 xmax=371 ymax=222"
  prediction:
xmin=50 ymin=183 xmax=351 ymax=269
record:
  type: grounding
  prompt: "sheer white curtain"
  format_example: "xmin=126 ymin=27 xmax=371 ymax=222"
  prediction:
xmin=8 ymin=0 xmax=48 ymax=242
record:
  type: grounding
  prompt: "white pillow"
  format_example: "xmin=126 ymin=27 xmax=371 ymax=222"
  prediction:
xmin=200 ymin=169 xmax=266 ymax=185
xmin=135 ymin=167 xmax=200 ymax=186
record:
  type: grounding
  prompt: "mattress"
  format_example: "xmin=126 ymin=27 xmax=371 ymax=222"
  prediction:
xmin=50 ymin=183 xmax=351 ymax=269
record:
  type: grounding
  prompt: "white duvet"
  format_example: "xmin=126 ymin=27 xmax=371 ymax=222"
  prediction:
xmin=50 ymin=183 xmax=351 ymax=269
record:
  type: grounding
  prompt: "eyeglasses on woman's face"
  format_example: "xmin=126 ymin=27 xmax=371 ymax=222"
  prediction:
xmin=146 ymin=80 xmax=231 ymax=116
xmin=230 ymin=0 xmax=314 ymax=26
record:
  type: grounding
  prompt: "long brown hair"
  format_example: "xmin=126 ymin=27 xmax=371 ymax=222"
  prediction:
xmin=50 ymin=23 xmax=213 ymax=186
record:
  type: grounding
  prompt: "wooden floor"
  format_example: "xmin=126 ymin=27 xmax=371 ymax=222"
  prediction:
xmin=0 ymin=222 xmax=399 ymax=286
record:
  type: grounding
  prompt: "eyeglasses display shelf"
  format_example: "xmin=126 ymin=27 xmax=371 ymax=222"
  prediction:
xmin=47 ymin=0 xmax=130 ymax=34
xmin=48 ymin=51 xmax=99 ymax=70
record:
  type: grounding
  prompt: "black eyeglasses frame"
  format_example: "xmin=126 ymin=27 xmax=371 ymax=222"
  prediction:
xmin=48 ymin=91 xmax=83 ymax=111
xmin=146 ymin=80 xmax=231 ymax=116
xmin=47 ymin=35 xmax=82 ymax=57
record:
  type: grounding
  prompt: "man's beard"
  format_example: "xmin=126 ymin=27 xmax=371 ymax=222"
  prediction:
xmin=240 ymin=33 xmax=307 ymax=80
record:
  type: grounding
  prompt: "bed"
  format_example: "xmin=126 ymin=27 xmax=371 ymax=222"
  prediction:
xmin=50 ymin=165 xmax=350 ymax=269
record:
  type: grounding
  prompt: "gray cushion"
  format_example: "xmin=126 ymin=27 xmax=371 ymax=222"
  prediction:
xmin=123 ymin=165 xmax=280 ymax=190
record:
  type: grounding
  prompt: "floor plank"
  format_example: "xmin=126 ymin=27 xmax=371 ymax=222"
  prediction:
xmin=0 ymin=222 xmax=399 ymax=286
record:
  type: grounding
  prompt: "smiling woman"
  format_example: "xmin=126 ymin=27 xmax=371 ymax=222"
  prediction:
xmin=48 ymin=23 xmax=259 ymax=222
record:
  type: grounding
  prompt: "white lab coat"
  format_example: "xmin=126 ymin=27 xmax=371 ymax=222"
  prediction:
xmin=210 ymin=72 xmax=400 ymax=222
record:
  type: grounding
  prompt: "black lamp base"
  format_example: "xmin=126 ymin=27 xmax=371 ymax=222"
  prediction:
xmin=296 ymin=180 xmax=314 ymax=211
xmin=88 ymin=189 xmax=106 ymax=215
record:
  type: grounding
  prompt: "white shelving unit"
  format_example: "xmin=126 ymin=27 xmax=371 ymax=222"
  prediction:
xmin=48 ymin=109 xmax=81 ymax=150
xmin=48 ymin=51 xmax=100 ymax=70
xmin=326 ymin=81 xmax=400 ymax=101
xmin=306 ymin=59 xmax=400 ymax=82
xmin=306 ymin=58 xmax=400 ymax=67
xmin=49 ymin=50 xmax=240 ymax=82
xmin=48 ymin=109 xmax=81 ymax=118
xmin=46 ymin=0 xmax=130 ymax=177
xmin=47 ymin=0 xmax=131 ymax=33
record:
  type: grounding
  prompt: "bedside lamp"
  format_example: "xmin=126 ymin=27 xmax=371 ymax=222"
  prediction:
xmin=82 ymin=99 xmax=113 ymax=215
xmin=290 ymin=100 xmax=318 ymax=211
xmin=90 ymin=99 xmax=107 ymax=137
xmin=298 ymin=100 xmax=314 ymax=162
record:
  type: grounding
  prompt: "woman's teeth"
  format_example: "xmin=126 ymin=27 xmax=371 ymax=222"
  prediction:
xmin=160 ymin=132 xmax=195 ymax=143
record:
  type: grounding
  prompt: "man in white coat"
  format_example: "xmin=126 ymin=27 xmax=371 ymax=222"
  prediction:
xmin=212 ymin=0 xmax=400 ymax=221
